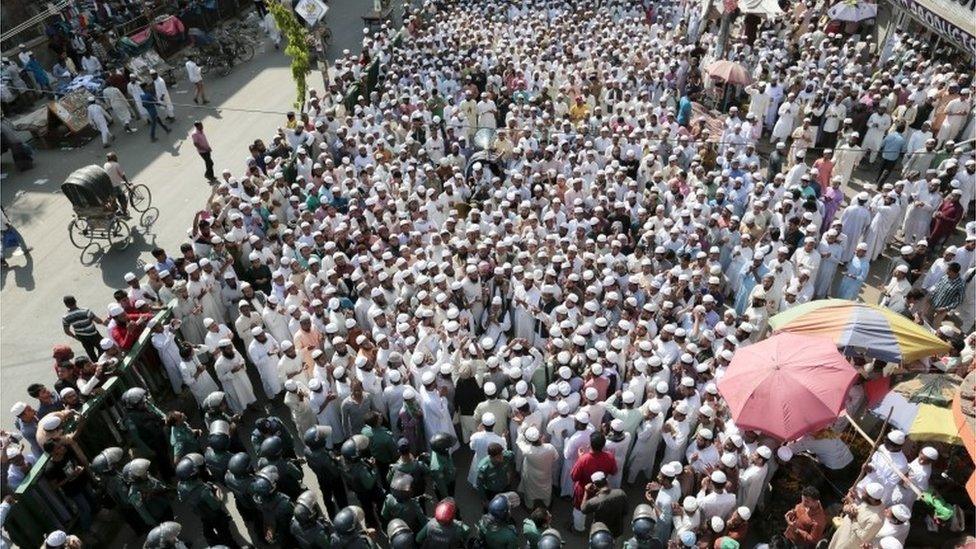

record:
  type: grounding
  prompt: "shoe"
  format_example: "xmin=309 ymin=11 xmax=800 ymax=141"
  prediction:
xmin=203 ymin=99 xmax=210 ymax=104
xmin=151 ymin=137 xmax=158 ymax=142
xmin=193 ymin=98 xmax=199 ymax=104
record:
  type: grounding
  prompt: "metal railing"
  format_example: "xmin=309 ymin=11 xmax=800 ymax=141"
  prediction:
xmin=5 ymin=305 xmax=175 ymax=549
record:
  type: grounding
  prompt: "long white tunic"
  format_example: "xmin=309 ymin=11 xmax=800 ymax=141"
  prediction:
xmin=736 ymin=463 xmax=767 ymax=513
xmin=248 ymin=335 xmax=283 ymax=398
xmin=179 ymin=355 xmax=219 ymax=408
xmin=150 ymin=328 xmax=184 ymax=394
xmin=628 ymin=415 xmax=664 ymax=483
xmin=103 ymin=86 xmax=132 ymax=125
xmin=284 ymin=386 xmax=318 ymax=437
xmin=517 ymin=440 xmax=559 ymax=506
xmin=560 ymin=428 xmax=593 ymax=497
xmin=420 ymin=386 xmax=455 ymax=452
xmin=863 ymin=204 xmax=899 ymax=261
xmin=839 ymin=205 xmax=871 ymax=261
xmin=604 ymin=433 xmax=631 ymax=488
xmin=214 ymin=351 xmax=256 ymax=413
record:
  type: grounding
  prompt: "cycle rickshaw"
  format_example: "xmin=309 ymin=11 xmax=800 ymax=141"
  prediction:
xmin=62 ymin=165 xmax=155 ymax=250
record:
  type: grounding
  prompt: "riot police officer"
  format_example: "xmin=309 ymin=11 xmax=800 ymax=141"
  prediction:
xmin=388 ymin=439 xmax=429 ymax=499
xmin=290 ymin=489 xmax=333 ymax=549
xmin=536 ymin=529 xmax=564 ymax=549
xmin=92 ymin=446 xmax=148 ymax=535
xmin=416 ymin=498 xmax=471 ymax=549
xmin=175 ymin=454 xmax=239 ymax=547
xmin=257 ymin=435 xmax=305 ymax=498
xmin=252 ymin=467 xmax=296 ymax=545
xmin=387 ymin=518 xmax=417 ymax=549
xmin=224 ymin=451 xmax=263 ymax=532
xmin=381 ymin=473 xmax=426 ymax=533
xmin=143 ymin=521 xmax=188 ymax=549
xmin=428 ymin=433 xmax=457 ymax=500
xmin=304 ymin=425 xmax=348 ymax=515
xmin=624 ymin=504 xmax=662 ymax=549
xmin=475 ymin=494 xmax=519 ymax=549
xmin=122 ymin=458 xmax=175 ymax=530
xmin=340 ymin=434 xmax=383 ymax=528
xmin=121 ymin=388 xmax=172 ymax=478
xmin=330 ymin=506 xmax=379 ymax=549
xmin=251 ymin=416 xmax=296 ymax=459
xmin=588 ymin=522 xmax=614 ymax=549
xmin=202 ymin=391 xmax=245 ymax=453
xmin=204 ymin=419 xmax=233 ymax=483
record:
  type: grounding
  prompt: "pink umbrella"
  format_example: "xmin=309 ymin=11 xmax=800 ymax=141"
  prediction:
xmin=717 ymin=333 xmax=858 ymax=440
xmin=705 ymin=60 xmax=752 ymax=86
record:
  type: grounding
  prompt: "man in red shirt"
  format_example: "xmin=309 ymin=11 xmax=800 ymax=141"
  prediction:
xmin=107 ymin=303 xmax=149 ymax=351
xmin=570 ymin=431 xmax=618 ymax=532
xmin=191 ymin=121 xmax=216 ymax=182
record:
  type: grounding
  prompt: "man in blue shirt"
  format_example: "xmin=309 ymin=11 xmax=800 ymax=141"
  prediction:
xmin=877 ymin=123 xmax=906 ymax=186
xmin=677 ymin=93 xmax=693 ymax=127
xmin=140 ymin=84 xmax=171 ymax=142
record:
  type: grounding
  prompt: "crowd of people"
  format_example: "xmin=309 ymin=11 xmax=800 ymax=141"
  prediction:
xmin=2 ymin=0 xmax=976 ymax=547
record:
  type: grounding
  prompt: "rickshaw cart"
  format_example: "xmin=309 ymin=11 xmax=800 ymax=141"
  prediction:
xmin=62 ymin=165 xmax=132 ymax=250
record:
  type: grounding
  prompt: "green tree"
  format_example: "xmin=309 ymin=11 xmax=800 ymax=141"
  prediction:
xmin=268 ymin=1 xmax=312 ymax=109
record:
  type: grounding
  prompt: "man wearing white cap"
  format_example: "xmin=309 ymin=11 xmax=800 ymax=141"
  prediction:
xmin=283 ymin=379 xmax=317 ymax=437
xmin=147 ymin=317 xmax=185 ymax=394
xmin=839 ymin=193 xmax=872 ymax=262
xmin=214 ymin=339 xmax=256 ymax=413
xmin=880 ymin=265 xmax=912 ymax=312
xmin=419 ymin=370 xmax=456 ymax=453
xmin=696 ymin=469 xmax=737 ymax=523
xmin=662 ymin=401 xmax=692 ymax=465
xmin=856 ymin=430 xmax=908 ymax=504
xmin=516 ymin=425 xmax=559 ymax=506
xmin=890 ymin=446 xmax=937 ymax=508
xmin=829 ymin=481 xmax=885 ymax=549
xmin=737 ymin=445 xmax=771 ymax=514
xmin=603 ymin=419 xmax=631 ymax=488
xmin=627 ymin=398 xmax=665 ymax=484
xmin=473 ymin=382 xmax=511 ymax=437
xmin=468 ymin=412 xmax=506 ymax=487
xmin=178 ymin=345 xmax=219 ymax=409
xmin=874 ymin=503 xmax=911 ymax=546
xmin=277 ymin=340 xmax=307 ymax=385
xmin=247 ymin=326 xmax=283 ymax=398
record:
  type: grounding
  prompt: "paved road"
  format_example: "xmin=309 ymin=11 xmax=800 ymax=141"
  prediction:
xmin=0 ymin=0 xmax=376 ymax=429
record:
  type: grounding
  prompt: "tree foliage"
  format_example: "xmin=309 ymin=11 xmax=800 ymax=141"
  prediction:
xmin=269 ymin=1 xmax=312 ymax=109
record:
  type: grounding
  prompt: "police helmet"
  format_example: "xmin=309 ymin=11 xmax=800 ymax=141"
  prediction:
xmin=144 ymin=521 xmax=182 ymax=548
xmin=487 ymin=494 xmax=510 ymax=520
xmin=175 ymin=456 xmax=199 ymax=481
xmin=588 ymin=524 xmax=614 ymax=549
xmin=537 ymin=529 xmax=564 ymax=549
xmin=632 ymin=517 xmax=655 ymax=540
xmin=293 ymin=490 xmax=320 ymax=524
xmin=122 ymin=457 xmax=152 ymax=483
xmin=256 ymin=464 xmax=280 ymax=484
xmin=332 ymin=506 xmax=362 ymax=536
xmin=387 ymin=519 xmax=415 ymax=549
xmin=429 ymin=432 xmax=457 ymax=453
xmin=633 ymin=504 xmax=655 ymax=522
xmin=91 ymin=447 xmax=125 ymax=474
xmin=121 ymin=387 xmax=147 ymax=407
xmin=259 ymin=435 xmax=284 ymax=458
xmin=202 ymin=391 xmax=226 ymax=411
xmin=227 ymin=452 xmax=252 ymax=476
xmin=434 ymin=499 xmax=456 ymax=524
xmin=303 ymin=425 xmax=332 ymax=449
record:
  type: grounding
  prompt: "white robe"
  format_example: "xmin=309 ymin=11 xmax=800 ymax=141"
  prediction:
xmin=284 ymin=386 xmax=318 ymax=437
xmin=150 ymin=328 xmax=184 ymax=394
xmin=248 ymin=335 xmax=283 ymax=398
xmin=179 ymin=354 xmax=219 ymax=408
xmin=662 ymin=417 xmax=691 ymax=465
xmin=863 ymin=204 xmax=899 ymax=261
xmin=128 ymin=81 xmax=149 ymax=119
xmin=214 ymin=351 xmax=257 ymax=413
xmin=628 ymin=414 xmax=664 ymax=483
xmin=153 ymin=76 xmax=174 ymax=118
xmin=856 ymin=447 xmax=908 ymax=503
xmin=103 ymin=86 xmax=132 ymax=125
xmin=863 ymin=113 xmax=892 ymax=154
xmin=736 ymin=462 xmax=767 ymax=513
xmin=517 ymin=440 xmax=559 ymax=506
xmin=839 ymin=205 xmax=871 ymax=261
xmin=419 ymin=386 xmax=455 ymax=452
xmin=604 ymin=433 xmax=632 ymax=488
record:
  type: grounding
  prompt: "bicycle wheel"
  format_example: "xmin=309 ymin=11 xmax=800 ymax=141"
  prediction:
xmin=236 ymin=43 xmax=255 ymax=63
xmin=108 ymin=218 xmax=131 ymax=250
xmin=128 ymin=184 xmax=152 ymax=212
xmin=216 ymin=61 xmax=232 ymax=77
xmin=140 ymin=207 xmax=160 ymax=228
xmin=68 ymin=218 xmax=93 ymax=249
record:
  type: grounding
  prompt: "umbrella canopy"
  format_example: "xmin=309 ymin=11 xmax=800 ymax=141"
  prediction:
xmin=953 ymin=373 xmax=976 ymax=502
xmin=718 ymin=333 xmax=858 ymax=440
xmin=909 ymin=404 xmax=962 ymax=444
xmin=827 ymin=1 xmax=878 ymax=21
xmin=705 ymin=60 xmax=752 ymax=86
xmin=892 ymin=373 xmax=963 ymax=406
xmin=769 ymin=299 xmax=951 ymax=363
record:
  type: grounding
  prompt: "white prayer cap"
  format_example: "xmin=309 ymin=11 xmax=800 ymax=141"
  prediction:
xmin=737 ymin=506 xmax=752 ymax=520
xmin=865 ymin=482 xmax=885 ymax=500
xmin=557 ymin=400 xmax=571 ymax=415
xmin=646 ymin=400 xmax=663 ymax=414
xmin=10 ymin=402 xmax=27 ymax=416
xmin=388 ymin=370 xmax=402 ymax=383
xmin=680 ymin=376 xmax=695 ymax=388
xmin=622 ymin=390 xmax=636 ymax=404
xmin=878 ymin=537 xmax=903 ymax=549
xmin=710 ymin=470 xmax=727 ymax=483
xmin=311 ymin=349 xmax=324 ymax=359
xmin=921 ymin=446 xmax=939 ymax=460
xmin=480 ymin=336 xmax=495 ymax=350
xmin=590 ymin=471 xmax=606 ymax=483
xmin=856 ymin=243 xmax=868 ymax=251
xmin=250 ymin=326 xmax=264 ymax=336
xmin=45 ymin=531 xmax=68 ymax=547
xmin=559 ymin=366 xmax=572 ymax=379
xmin=280 ymin=340 xmax=293 ymax=350
xmin=41 ymin=415 xmax=63 ymax=431
xmin=698 ymin=428 xmax=714 ymax=440
xmin=124 ymin=272 xmax=137 ymax=282
xmin=484 ymin=382 xmax=497 ymax=396
xmin=403 ymin=387 xmax=417 ymax=400
xmin=218 ymin=339 xmax=233 ymax=347
xmin=699 ymin=405 xmax=716 ymax=419
xmin=585 ymin=387 xmax=598 ymax=401
xmin=675 ymin=402 xmax=690 ymax=416
xmin=482 ymin=412 xmax=496 ymax=426
xmin=887 ymin=430 xmax=906 ymax=445
xmin=107 ymin=303 xmax=124 ymax=317
xmin=575 ymin=411 xmax=590 ymax=423
xmin=682 ymin=496 xmax=699 ymax=512
xmin=891 ymin=504 xmax=911 ymax=522
xmin=185 ymin=263 xmax=199 ymax=273
xmin=284 ymin=380 xmax=298 ymax=392
xmin=5 ymin=446 xmax=21 ymax=459
xmin=757 ymin=445 xmax=773 ymax=459
xmin=720 ymin=453 xmax=737 ymax=468
xmin=661 ymin=462 xmax=681 ymax=477
xmin=705 ymin=383 xmax=719 ymax=395
xmin=710 ymin=517 xmax=724 ymax=532
xmin=777 ymin=446 xmax=794 ymax=461
xmin=525 ymin=427 xmax=541 ymax=442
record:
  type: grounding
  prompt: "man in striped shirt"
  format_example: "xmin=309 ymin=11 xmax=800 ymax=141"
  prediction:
xmin=61 ymin=295 xmax=105 ymax=361
xmin=929 ymin=262 xmax=964 ymax=326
